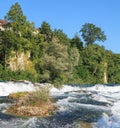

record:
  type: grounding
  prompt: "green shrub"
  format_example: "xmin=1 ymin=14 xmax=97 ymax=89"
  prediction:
xmin=24 ymin=86 xmax=50 ymax=106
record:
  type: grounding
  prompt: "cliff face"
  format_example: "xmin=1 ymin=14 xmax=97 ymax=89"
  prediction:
xmin=7 ymin=51 xmax=34 ymax=72
xmin=103 ymin=62 xmax=108 ymax=84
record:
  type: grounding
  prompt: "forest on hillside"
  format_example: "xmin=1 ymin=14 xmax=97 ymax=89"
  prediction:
xmin=0 ymin=2 xmax=120 ymax=87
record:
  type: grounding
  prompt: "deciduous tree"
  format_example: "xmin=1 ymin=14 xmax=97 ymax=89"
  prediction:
xmin=80 ymin=23 xmax=106 ymax=46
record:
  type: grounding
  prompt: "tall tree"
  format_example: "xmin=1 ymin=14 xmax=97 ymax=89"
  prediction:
xmin=4 ymin=2 xmax=34 ymax=36
xmin=107 ymin=53 xmax=120 ymax=83
xmin=5 ymin=2 xmax=26 ymax=23
xmin=79 ymin=44 xmax=107 ymax=83
xmin=35 ymin=42 xmax=70 ymax=87
xmin=80 ymin=23 xmax=106 ymax=46
xmin=70 ymin=34 xmax=83 ymax=50
xmin=52 ymin=29 xmax=69 ymax=44
xmin=40 ymin=21 xmax=52 ymax=42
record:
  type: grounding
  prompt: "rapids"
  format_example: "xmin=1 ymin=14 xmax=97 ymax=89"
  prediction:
xmin=0 ymin=81 xmax=120 ymax=128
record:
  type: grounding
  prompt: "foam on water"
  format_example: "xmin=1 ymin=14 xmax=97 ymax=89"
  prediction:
xmin=92 ymin=84 xmax=120 ymax=128
xmin=89 ymin=84 xmax=120 ymax=93
xmin=0 ymin=81 xmax=37 ymax=96
xmin=1 ymin=82 xmax=120 ymax=127
xmin=20 ymin=117 xmax=38 ymax=128
xmin=54 ymin=84 xmax=120 ymax=128
xmin=0 ymin=103 xmax=12 ymax=112
xmin=50 ymin=84 xmax=80 ymax=96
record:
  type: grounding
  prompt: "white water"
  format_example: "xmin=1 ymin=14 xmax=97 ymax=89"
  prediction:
xmin=0 ymin=81 xmax=37 ymax=96
xmin=0 ymin=82 xmax=120 ymax=128
xmin=50 ymin=84 xmax=80 ymax=95
xmin=50 ymin=84 xmax=120 ymax=128
xmin=92 ymin=84 xmax=120 ymax=128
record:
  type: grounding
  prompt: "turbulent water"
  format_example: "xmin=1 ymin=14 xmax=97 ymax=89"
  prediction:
xmin=0 ymin=81 xmax=120 ymax=128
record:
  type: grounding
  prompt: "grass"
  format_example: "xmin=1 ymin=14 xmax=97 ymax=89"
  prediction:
xmin=7 ymin=86 xmax=57 ymax=117
xmin=24 ymin=86 xmax=50 ymax=106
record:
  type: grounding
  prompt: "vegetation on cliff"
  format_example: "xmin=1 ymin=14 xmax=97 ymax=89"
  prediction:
xmin=0 ymin=2 xmax=120 ymax=87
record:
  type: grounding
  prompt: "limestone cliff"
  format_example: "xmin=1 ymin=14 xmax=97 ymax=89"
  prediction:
xmin=7 ymin=51 xmax=35 ymax=72
xmin=103 ymin=62 xmax=108 ymax=84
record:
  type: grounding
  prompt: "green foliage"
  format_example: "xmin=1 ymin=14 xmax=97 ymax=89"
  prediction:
xmin=37 ymin=42 xmax=70 ymax=86
xmin=1 ymin=30 xmax=21 ymax=51
xmin=0 ymin=70 xmax=36 ymax=82
xmin=0 ymin=64 xmax=4 ymax=78
xmin=5 ymin=2 xmax=26 ymax=23
xmin=25 ymin=86 xmax=50 ymax=106
xmin=70 ymin=34 xmax=83 ymax=50
xmin=4 ymin=2 xmax=27 ymax=34
xmin=80 ymin=23 xmax=106 ymax=46
xmin=107 ymin=53 xmax=120 ymax=83
xmin=74 ymin=44 xmax=108 ymax=84
xmin=52 ymin=29 xmax=69 ymax=44
xmin=40 ymin=21 xmax=52 ymax=42
xmin=68 ymin=46 xmax=80 ymax=81
xmin=0 ymin=2 xmax=119 ymax=85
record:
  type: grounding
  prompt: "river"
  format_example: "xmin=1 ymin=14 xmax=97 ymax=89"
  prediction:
xmin=0 ymin=81 xmax=120 ymax=128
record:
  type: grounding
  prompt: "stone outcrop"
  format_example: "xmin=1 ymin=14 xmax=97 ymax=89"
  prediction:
xmin=103 ymin=62 xmax=108 ymax=84
xmin=7 ymin=51 xmax=34 ymax=71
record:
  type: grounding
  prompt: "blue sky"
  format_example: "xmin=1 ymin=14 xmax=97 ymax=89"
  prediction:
xmin=0 ymin=0 xmax=120 ymax=53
